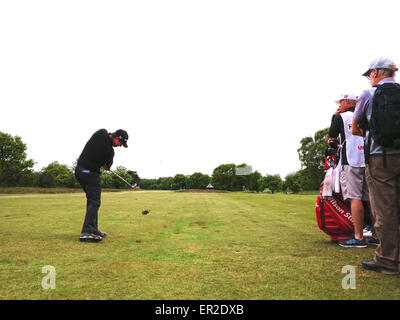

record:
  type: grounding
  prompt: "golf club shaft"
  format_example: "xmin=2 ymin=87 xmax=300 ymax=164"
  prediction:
xmin=110 ymin=170 xmax=133 ymax=188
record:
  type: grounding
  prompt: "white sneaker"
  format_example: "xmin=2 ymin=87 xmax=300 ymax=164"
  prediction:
xmin=363 ymin=225 xmax=373 ymax=238
xmin=79 ymin=233 xmax=103 ymax=242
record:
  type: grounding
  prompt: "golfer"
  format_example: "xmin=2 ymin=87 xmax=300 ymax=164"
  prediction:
xmin=75 ymin=129 xmax=129 ymax=242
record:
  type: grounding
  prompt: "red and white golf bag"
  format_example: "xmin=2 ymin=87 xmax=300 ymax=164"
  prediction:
xmin=315 ymin=147 xmax=354 ymax=242
xmin=316 ymin=182 xmax=354 ymax=242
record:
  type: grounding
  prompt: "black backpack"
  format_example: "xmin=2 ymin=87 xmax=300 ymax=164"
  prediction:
xmin=366 ymin=82 xmax=400 ymax=167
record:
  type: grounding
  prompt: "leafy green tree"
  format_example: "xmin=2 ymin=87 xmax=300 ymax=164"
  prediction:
xmin=187 ymin=172 xmax=211 ymax=189
xmin=211 ymin=163 xmax=236 ymax=190
xmin=100 ymin=166 xmax=132 ymax=189
xmin=283 ymin=172 xmax=302 ymax=193
xmin=158 ymin=177 xmax=174 ymax=190
xmin=139 ymin=178 xmax=158 ymax=190
xmin=261 ymin=174 xmax=283 ymax=193
xmin=111 ymin=166 xmax=133 ymax=189
xmin=297 ymin=167 xmax=322 ymax=191
xmin=297 ymin=128 xmax=329 ymax=190
xmin=172 ymin=174 xmax=188 ymax=190
xmin=42 ymin=161 xmax=76 ymax=187
xmin=39 ymin=172 xmax=56 ymax=188
xmin=19 ymin=169 xmax=40 ymax=187
xmin=248 ymin=171 xmax=262 ymax=191
xmin=100 ymin=171 xmax=114 ymax=188
xmin=232 ymin=163 xmax=253 ymax=191
xmin=0 ymin=132 xmax=34 ymax=186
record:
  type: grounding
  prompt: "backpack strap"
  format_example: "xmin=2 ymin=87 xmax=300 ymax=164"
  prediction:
xmin=382 ymin=149 xmax=387 ymax=168
xmin=365 ymin=132 xmax=371 ymax=165
xmin=381 ymin=88 xmax=388 ymax=168
xmin=396 ymin=176 xmax=400 ymax=225
xmin=364 ymin=88 xmax=376 ymax=165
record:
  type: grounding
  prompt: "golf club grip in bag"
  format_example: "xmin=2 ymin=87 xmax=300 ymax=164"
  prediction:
xmin=315 ymin=182 xmax=354 ymax=242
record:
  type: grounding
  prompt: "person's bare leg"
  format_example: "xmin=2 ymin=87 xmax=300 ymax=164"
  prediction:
xmin=351 ymin=199 xmax=364 ymax=239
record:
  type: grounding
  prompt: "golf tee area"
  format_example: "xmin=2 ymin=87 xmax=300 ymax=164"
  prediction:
xmin=1 ymin=190 xmax=400 ymax=300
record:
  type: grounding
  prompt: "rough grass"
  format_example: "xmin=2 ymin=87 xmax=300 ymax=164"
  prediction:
xmin=1 ymin=190 xmax=400 ymax=300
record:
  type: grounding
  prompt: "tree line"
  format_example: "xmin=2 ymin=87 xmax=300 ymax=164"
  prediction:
xmin=0 ymin=129 xmax=329 ymax=192
xmin=139 ymin=167 xmax=286 ymax=193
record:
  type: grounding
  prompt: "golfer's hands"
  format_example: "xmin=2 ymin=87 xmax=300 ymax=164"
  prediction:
xmin=105 ymin=168 xmax=111 ymax=172
xmin=333 ymin=107 xmax=341 ymax=115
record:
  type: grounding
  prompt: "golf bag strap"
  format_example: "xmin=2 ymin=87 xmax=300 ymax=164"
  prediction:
xmin=320 ymin=197 xmax=325 ymax=229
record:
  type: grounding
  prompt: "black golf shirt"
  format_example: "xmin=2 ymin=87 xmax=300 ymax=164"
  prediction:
xmin=77 ymin=129 xmax=114 ymax=173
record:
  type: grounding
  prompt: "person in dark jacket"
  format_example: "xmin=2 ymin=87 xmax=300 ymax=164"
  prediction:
xmin=75 ymin=129 xmax=128 ymax=242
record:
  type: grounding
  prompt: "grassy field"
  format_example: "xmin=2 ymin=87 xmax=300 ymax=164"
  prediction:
xmin=1 ymin=190 xmax=400 ymax=300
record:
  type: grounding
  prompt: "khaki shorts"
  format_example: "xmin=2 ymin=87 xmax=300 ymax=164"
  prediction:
xmin=339 ymin=165 xmax=369 ymax=201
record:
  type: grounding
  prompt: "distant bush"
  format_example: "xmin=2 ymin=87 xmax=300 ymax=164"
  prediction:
xmin=40 ymin=161 xmax=77 ymax=188
xmin=38 ymin=172 xmax=56 ymax=188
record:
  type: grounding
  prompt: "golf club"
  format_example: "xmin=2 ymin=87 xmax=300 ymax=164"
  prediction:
xmin=110 ymin=170 xmax=136 ymax=189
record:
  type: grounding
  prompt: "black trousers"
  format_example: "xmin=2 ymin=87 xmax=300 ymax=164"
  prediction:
xmin=75 ymin=164 xmax=101 ymax=234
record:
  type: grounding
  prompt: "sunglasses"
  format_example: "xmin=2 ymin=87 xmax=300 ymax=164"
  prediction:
xmin=365 ymin=69 xmax=376 ymax=80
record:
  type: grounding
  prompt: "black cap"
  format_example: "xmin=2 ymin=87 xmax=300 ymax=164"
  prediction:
xmin=115 ymin=129 xmax=128 ymax=148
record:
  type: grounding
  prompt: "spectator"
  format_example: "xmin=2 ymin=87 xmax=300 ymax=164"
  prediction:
xmin=329 ymin=93 xmax=369 ymax=248
xmin=352 ymin=57 xmax=400 ymax=274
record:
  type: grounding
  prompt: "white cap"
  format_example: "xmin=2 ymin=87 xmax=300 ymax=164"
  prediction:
xmin=335 ymin=93 xmax=358 ymax=104
xmin=362 ymin=57 xmax=398 ymax=77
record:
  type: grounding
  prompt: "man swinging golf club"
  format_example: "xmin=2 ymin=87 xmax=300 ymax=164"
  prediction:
xmin=75 ymin=129 xmax=129 ymax=242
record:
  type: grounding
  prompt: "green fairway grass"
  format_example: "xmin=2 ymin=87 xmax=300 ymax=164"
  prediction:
xmin=1 ymin=190 xmax=400 ymax=300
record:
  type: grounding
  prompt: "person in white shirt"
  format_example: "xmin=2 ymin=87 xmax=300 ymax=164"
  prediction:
xmin=329 ymin=93 xmax=369 ymax=248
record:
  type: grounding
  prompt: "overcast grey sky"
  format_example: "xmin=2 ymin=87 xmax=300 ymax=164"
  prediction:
xmin=1 ymin=0 xmax=399 ymax=179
